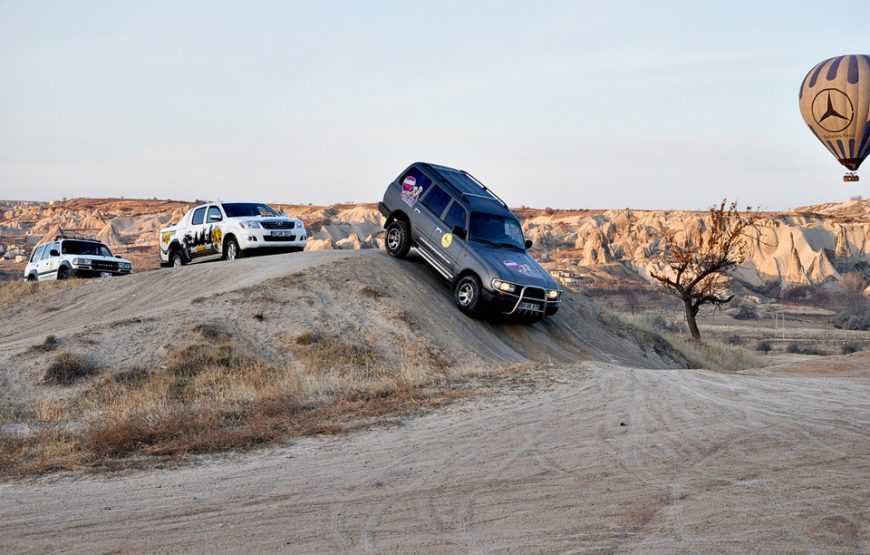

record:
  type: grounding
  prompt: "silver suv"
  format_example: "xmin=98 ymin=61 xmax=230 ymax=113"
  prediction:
xmin=24 ymin=236 xmax=133 ymax=281
xmin=378 ymin=162 xmax=561 ymax=323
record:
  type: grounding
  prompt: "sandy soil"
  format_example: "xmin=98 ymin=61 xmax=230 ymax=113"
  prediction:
xmin=1 ymin=355 xmax=868 ymax=554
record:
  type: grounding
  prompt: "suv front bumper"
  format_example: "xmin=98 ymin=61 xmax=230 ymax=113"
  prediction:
xmin=481 ymin=286 xmax=560 ymax=316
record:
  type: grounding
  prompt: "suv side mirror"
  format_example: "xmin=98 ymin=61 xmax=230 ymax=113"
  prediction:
xmin=452 ymin=226 xmax=467 ymax=240
xmin=524 ymin=239 xmax=533 ymax=249
xmin=49 ymin=249 xmax=60 ymax=257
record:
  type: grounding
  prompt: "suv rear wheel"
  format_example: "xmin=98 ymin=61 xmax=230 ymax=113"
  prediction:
xmin=454 ymin=275 xmax=484 ymax=316
xmin=385 ymin=220 xmax=411 ymax=258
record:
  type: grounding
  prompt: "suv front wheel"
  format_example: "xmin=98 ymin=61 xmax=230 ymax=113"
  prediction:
xmin=454 ymin=275 xmax=484 ymax=316
xmin=385 ymin=220 xmax=412 ymax=258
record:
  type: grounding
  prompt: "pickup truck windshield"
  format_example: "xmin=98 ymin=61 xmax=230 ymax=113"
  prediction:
xmin=221 ymin=203 xmax=281 ymax=218
xmin=61 ymin=240 xmax=113 ymax=257
xmin=469 ymin=212 xmax=526 ymax=250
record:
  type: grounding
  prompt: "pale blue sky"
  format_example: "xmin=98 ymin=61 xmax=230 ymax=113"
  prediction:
xmin=1 ymin=1 xmax=868 ymax=209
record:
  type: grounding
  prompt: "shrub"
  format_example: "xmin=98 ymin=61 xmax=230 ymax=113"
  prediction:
xmin=725 ymin=334 xmax=743 ymax=346
xmin=785 ymin=342 xmax=823 ymax=355
xmin=841 ymin=342 xmax=862 ymax=355
xmin=755 ymin=340 xmax=772 ymax=353
xmin=30 ymin=335 xmax=59 ymax=352
xmin=832 ymin=303 xmax=870 ymax=331
xmin=44 ymin=352 xmax=99 ymax=385
xmin=732 ymin=305 xmax=759 ymax=320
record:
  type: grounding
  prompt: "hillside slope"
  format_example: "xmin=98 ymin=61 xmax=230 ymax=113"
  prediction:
xmin=0 ymin=250 xmax=685 ymax=411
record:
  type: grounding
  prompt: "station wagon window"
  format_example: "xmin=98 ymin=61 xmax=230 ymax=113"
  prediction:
xmin=443 ymin=201 xmax=467 ymax=231
xmin=421 ymin=186 xmax=451 ymax=218
xmin=191 ymin=207 xmax=206 ymax=225
xmin=30 ymin=245 xmax=45 ymax=263
xmin=206 ymin=206 xmax=223 ymax=222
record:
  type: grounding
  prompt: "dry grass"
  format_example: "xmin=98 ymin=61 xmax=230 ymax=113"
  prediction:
xmin=0 ymin=279 xmax=84 ymax=312
xmin=623 ymin=314 xmax=764 ymax=371
xmin=30 ymin=335 xmax=59 ymax=353
xmin=0 ymin=328 xmax=476 ymax=478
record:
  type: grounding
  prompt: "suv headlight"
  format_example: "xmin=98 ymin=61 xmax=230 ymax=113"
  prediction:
xmin=492 ymin=279 xmax=517 ymax=293
xmin=119 ymin=262 xmax=132 ymax=270
xmin=73 ymin=257 xmax=91 ymax=267
xmin=547 ymin=290 xmax=561 ymax=300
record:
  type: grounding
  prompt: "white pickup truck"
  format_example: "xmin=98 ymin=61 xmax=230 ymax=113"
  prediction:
xmin=159 ymin=202 xmax=308 ymax=266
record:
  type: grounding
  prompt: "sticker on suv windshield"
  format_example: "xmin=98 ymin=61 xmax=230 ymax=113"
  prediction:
xmin=504 ymin=260 xmax=538 ymax=278
xmin=401 ymin=175 xmax=423 ymax=207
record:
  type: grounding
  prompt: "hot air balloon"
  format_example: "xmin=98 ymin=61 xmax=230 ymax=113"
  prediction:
xmin=799 ymin=55 xmax=870 ymax=182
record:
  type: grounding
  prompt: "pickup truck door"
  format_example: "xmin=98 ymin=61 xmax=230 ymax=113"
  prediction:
xmin=184 ymin=206 xmax=209 ymax=259
xmin=204 ymin=205 xmax=224 ymax=255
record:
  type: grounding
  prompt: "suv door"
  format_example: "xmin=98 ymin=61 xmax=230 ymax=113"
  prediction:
xmin=432 ymin=200 xmax=468 ymax=270
xmin=416 ymin=185 xmax=454 ymax=276
xmin=185 ymin=206 xmax=208 ymax=260
xmin=37 ymin=242 xmax=60 ymax=280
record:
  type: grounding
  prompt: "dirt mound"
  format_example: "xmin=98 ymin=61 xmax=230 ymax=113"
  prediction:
xmin=0 ymin=251 xmax=685 ymax=409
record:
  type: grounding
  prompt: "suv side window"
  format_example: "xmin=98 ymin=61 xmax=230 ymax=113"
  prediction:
xmin=42 ymin=242 xmax=58 ymax=259
xmin=30 ymin=245 xmax=45 ymax=263
xmin=421 ymin=186 xmax=451 ymax=219
xmin=399 ymin=168 xmax=433 ymax=207
xmin=444 ymin=201 xmax=467 ymax=231
xmin=191 ymin=207 xmax=206 ymax=225
xmin=207 ymin=206 xmax=223 ymax=222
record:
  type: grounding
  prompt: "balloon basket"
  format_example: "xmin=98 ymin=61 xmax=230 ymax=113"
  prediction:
xmin=843 ymin=173 xmax=859 ymax=183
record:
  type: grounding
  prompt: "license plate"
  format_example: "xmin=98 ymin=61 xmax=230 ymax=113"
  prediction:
xmin=518 ymin=301 xmax=543 ymax=312
xmin=272 ymin=230 xmax=292 ymax=237
xmin=100 ymin=272 xmax=112 ymax=278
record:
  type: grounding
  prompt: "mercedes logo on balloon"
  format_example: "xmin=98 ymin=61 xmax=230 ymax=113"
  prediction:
xmin=799 ymin=54 xmax=870 ymax=181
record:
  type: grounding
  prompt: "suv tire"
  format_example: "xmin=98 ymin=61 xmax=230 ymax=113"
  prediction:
xmin=385 ymin=220 xmax=412 ymax=258
xmin=224 ymin=238 xmax=243 ymax=261
xmin=454 ymin=275 xmax=484 ymax=316
xmin=57 ymin=266 xmax=70 ymax=280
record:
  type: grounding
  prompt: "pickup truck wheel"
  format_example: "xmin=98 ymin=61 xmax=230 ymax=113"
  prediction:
xmin=57 ymin=266 xmax=70 ymax=280
xmin=454 ymin=275 xmax=483 ymax=316
xmin=385 ymin=220 xmax=411 ymax=258
xmin=225 ymin=238 xmax=242 ymax=261
xmin=170 ymin=250 xmax=185 ymax=267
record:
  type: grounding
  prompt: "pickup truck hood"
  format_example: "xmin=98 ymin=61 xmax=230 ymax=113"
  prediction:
xmin=474 ymin=244 xmax=559 ymax=290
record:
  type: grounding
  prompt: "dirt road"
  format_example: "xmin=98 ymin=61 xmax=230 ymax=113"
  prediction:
xmin=2 ymin=356 xmax=868 ymax=554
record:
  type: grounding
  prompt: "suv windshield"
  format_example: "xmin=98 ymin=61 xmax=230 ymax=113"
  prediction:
xmin=62 ymin=240 xmax=113 ymax=257
xmin=221 ymin=203 xmax=281 ymax=218
xmin=469 ymin=212 xmax=526 ymax=250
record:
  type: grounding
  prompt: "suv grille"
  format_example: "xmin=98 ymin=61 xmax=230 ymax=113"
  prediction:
xmin=524 ymin=287 xmax=545 ymax=300
xmin=91 ymin=260 xmax=119 ymax=271
xmin=261 ymin=221 xmax=296 ymax=230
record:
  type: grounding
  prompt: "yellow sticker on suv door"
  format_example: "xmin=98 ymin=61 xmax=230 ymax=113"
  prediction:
xmin=441 ymin=233 xmax=453 ymax=248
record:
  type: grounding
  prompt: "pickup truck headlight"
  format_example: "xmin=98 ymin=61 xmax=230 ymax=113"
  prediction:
xmin=239 ymin=220 xmax=262 ymax=229
xmin=547 ymin=290 xmax=561 ymax=300
xmin=492 ymin=279 xmax=517 ymax=293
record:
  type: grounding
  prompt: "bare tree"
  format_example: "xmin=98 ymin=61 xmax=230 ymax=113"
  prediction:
xmin=651 ymin=200 xmax=758 ymax=339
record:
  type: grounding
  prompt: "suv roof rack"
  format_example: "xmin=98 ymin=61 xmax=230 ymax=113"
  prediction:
xmin=422 ymin=163 xmax=509 ymax=210
xmin=54 ymin=232 xmax=99 ymax=241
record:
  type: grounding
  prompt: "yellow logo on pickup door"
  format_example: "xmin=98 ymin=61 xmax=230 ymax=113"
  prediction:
xmin=161 ymin=232 xmax=172 ymax=244
xmin=212 ymin=226 xmax=222 ymax=246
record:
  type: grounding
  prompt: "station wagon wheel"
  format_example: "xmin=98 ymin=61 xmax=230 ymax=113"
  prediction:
xmin=454 ymin=275 xmax=483 ymax=316
xmin=224 ymin=238 xmax=242 ymax=261
xmin=385 ymin=220 xmax=411 ymax=258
